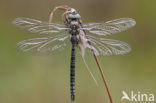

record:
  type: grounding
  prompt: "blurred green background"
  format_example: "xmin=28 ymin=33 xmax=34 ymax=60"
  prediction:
xmin=0 ymin=0 xmax=156 ymax=103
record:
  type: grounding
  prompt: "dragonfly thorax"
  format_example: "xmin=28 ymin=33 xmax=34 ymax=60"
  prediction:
xmin=69 ymin=21 xmax=80 ymax=44
xmin=69 ymin=21 xmax=80 ymax=35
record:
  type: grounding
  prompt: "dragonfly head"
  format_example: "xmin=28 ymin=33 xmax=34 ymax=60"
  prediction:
xmin=66 ymin=8 xmax=81 ymax=20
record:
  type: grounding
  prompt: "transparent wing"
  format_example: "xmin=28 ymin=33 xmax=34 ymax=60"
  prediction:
xmin=13 ymin=17 xmax=68 ymax=35
xmin=16 ymin=34 xmax=69 ymax=55
xmin=87 ymin=35 xmax=131 ymax=56
xmin=83 ymin=18 xmax=136 ymax=36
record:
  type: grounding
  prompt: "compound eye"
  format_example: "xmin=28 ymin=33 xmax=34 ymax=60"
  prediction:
xmin=67 ymin=13 xmax=81 ymax=19
xmin=68 ymin=14 xmax=75 ymax=19
xmin=74 ymin=14 xmax=80 ymax=19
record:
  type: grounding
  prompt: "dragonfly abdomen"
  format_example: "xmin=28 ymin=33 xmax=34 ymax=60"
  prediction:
xmin=70 ymin=44 xmax=76 ymax=101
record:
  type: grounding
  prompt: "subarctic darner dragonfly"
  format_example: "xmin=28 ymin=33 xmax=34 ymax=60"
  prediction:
xmin=12 ymin=5 xmax=136 ymax=103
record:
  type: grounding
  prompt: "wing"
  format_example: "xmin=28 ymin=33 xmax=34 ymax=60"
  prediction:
xmin=13 ymin=17 xmax=68 ymax=35
xmin=87 ymin=35 xmax=131 ymax=56
xmin=83 ymin=18 xmax=136 ymax=36
xmin=16 ymin=34 xmax=69 ymax=55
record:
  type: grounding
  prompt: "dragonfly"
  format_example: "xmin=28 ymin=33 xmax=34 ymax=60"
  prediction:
xmin=12 ymin=5 xmax=136 ymax=103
